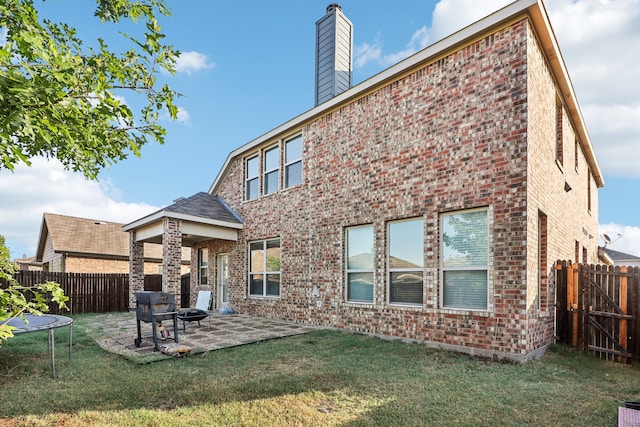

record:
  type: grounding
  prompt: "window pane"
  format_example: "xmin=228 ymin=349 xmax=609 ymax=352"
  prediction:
xmin=266 ymin=274 xmax=280 ymax=296
xmin=285 ymin=161 xmax=302 ymax=188
xmin=390 ymin=271 xmax=423 ymax=304
xmin=247 ymin=156 xmax=259 ymax=179
xmin=266 ymin=240 xmax=280 ymax=272
xmin=285 ymin=135 xmax=302 ymax=163
xmin=265 ymin=146 xmax=279 ymax=171
xmin=264 ymin=170 xmax=278 ymax=194
xmin=348 ymin=272 xmax=373 ymax=302
xmin=249 ymin=242 xmax=264 ymax=272
xmin=250 ymin=274 xmax=264 ymax=295
xmin=389 ymin=219 xmax=424 ymax=268
xmin=442 ymin=210 xmax=487 ymax=268
xmin=347 ymin=226 xmax=374 ymax=269
xmin=443 ymin=270 xmax=487 ymax=310
xmin=247 ymin=178 xmax=258 ymax=200
xmin=199 ymin=248 xmax=208 ymax=285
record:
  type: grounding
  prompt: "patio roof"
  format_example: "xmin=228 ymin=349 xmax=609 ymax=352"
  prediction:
xmin=123 ymin=192 xmax=243 ymax=246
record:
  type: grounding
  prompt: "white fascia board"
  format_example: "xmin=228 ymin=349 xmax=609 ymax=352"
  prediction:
xmin=209 ymin=0 xmax=539 ymax=195
xmin=123 ymin=210 xmax=243 ymax=232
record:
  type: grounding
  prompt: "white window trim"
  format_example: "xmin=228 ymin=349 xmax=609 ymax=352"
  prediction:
xmin=248 ymin=238 xmax=281 ymax=298
xmin=345 ymin=224 xmax=375 ymax=304
xmin=439 ymin=207 xmax=490 ymax=312
xmin=245 ymin=154 xmax=259 ymax=200
xmin=263 ymin=145 xmax=280 ymax=195
xmin=387 ymin=218 xmax=425 ymax=307
xmin=284 ymin=135 xmax=302 ymax=189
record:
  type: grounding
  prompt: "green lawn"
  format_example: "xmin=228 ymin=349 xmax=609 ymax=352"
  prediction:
xmin=1 ymin=313 xmax=639 ymax=426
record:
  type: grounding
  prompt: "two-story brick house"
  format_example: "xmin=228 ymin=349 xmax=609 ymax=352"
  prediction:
xmin=125 ymin=0 xmax=603 ymax=361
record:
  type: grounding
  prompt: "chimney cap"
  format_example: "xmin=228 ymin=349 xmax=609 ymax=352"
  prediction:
xmin=326 ymin=3 xmax=342 ymax=13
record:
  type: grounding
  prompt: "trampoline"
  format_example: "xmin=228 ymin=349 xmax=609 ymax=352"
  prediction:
xmin=6 ymin=314 xmax=73 ymax=378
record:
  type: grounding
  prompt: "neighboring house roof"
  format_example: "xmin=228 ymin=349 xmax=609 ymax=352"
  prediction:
xmin=35 ymin=213 xmax=190 ymax=262
xmin=14 ymin=256 xmax=42 ymax=270
xmin=603 ymin=248 xmax=640 ymax=264
xmin=208 ymin=0 xmax=604 ymax=195
xmin=123 ymin=192 xmax=243 ymax=246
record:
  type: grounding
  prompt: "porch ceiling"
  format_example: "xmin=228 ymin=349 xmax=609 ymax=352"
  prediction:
xmin=132 ymin=218 xmax=239 ymax=247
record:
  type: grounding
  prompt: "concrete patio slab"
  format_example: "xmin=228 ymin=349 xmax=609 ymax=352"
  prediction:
xmin=81 ymin=311 xmax=316 ymax=363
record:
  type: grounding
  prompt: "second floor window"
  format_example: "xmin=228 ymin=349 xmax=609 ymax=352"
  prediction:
xmin=263 ymin=146 xmax=279 ymax=195
xmin=246 ymin=156 xmax=259 ymax=200
xmin=285 ymin=135 xmax=302 ymax=188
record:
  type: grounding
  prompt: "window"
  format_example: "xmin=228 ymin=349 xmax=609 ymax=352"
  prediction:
xmin=285 ymin=135 xmax=302 ymax=188
xmin=388 ymin=219 xmax=424 ymax=305
xmin=246 ymin=155 xmax=259 ymax=200
xmin=249 ymin=239 xmax=280 ymax=297
xmin=587 ymin=169 xmax=592 ymax=212
xmin=198 ymin=248 xmax=208 ymax=285
xmin=263 ymin=146 xmax=279 ymax=195
xmin=556 ymin=97 xmax=563 ymax=166
xmin=346 ymin=225 xmax=374 ymax=303
xmin=441 ymin=209 xmax=488 ymax=310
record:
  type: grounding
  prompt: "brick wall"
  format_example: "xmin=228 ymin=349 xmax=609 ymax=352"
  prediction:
xmin=210 ymin=19 xmax=594 ymax=361
xmin=524 ymin=23 xmax=600 ymax=353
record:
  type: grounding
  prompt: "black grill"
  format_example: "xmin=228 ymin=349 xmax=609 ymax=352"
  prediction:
xmin=134 ymin=291 xmax=179 ymax=351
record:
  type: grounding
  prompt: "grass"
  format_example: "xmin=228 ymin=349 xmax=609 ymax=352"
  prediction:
xmin=1 ymin=313 xmax=640 ymax=426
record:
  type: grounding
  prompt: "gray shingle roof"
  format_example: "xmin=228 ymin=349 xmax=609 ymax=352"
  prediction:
xmin=163 ymin=192 xmax=242 ymax=224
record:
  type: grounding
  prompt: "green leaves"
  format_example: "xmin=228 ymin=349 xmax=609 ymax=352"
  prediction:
xmin=0 ymin=0 xmax=179 ymax=179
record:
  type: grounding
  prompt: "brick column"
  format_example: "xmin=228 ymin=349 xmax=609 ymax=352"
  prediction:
xmin=162 ymin=217 xmax=183 ymax=307
xmin=129 ymin=231 xmax=145 ymax=308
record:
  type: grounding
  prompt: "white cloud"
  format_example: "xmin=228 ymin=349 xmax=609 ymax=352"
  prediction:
xmin=599 ymin=223 xmax=640 ymax=257
xmin=0 ymin=158 xmax=159 ymax=259
xmin=430 ymin=0 xmax=512 ymax=40
xmin=176 ymin=106 xmax=191 ymax=124
xmin=545 ymin=0 xmax=640 ymax=179
xmin=175 ymin=51 xmax=215 ymax=75
xmin=355 ymin=0 xmax=512 ymax=69
xmin=355 ymin=40 xmax=382 ymax=68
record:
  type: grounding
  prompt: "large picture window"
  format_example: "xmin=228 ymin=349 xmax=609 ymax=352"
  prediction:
xmin=246 ymin=155 xmax=259 ymax=200
xmin=263 ymin=146 xmax=279 ymax=195
xmin=346 ymin=225 xmax=374 ymax=303
xmin=198 ymin=248 xmax=208 ymax=286
xmin=285 ymin=135 xmax=302 ymax=188
xmin=441 ymin=209 xmax=488 ymax=310
xmin=249 ymin=239 xmax=280 ymax=297
xmin=388 ymin=219 xmax=424 ymax=305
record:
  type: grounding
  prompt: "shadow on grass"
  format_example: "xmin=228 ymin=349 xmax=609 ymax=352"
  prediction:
xmin=1 ymin=315 xmax=639 ymax=426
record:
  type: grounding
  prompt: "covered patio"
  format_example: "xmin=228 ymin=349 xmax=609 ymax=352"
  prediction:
xmin=123 ymin=192 xmax=243 ymax=308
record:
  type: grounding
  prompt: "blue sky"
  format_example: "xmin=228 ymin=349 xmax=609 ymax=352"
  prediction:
xmin=1 ymin=0 xmax=639 ymax=259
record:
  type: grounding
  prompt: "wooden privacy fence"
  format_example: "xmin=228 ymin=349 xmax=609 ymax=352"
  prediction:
xmin=11 ymin=271 xmax=129 ymax=314
xmin=6 ymin=271 xmax=192 ymax=314
xmin=556 ymin=261 xmax=640 ymax=363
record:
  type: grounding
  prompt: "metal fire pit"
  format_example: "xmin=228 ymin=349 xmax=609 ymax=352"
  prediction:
xmin=134 ymin=291 xmax=179 ymax=351
xmin=177 ymin=308 xmax=209 ymax=332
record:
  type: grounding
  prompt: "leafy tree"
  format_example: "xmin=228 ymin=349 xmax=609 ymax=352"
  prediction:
xmin=0 ymin=0 xmax=179 ymax=179
xmin=0 ymin=235 xmax=68 ymax=346
xmin=0 ymin=0 xmax=178 ymax=344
